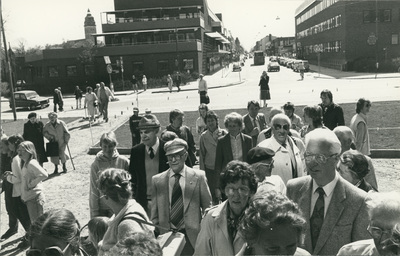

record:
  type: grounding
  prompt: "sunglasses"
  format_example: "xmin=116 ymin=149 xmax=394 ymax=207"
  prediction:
xmin=273 ymin=124 xmax=290 ymax=131
xmin=26 ymin=243 xmax=71 ymax=256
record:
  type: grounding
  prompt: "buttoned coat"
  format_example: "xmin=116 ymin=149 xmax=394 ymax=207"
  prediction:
xmin=214 ymin=133 xmax=253 ymax=181
xmin=151 ymin=166 xmax=212 ymax=247
xmin=243 ymin=113 xmax=267 ymax=146
xmin=257 ymin=136 xmax=305 ymax=184
xmin=128 ymin=141 xmax=169 ymax=211
xmin=287 ymin=175 xmax=370 ymax=255
xmin=194 ymin=201 xmax=246 ymax=256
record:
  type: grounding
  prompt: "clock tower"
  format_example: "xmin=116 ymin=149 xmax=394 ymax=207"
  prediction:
xmin=84 ymin=9 xmax=96 ymax=42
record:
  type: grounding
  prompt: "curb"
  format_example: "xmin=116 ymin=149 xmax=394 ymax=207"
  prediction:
xmin=150 ymin=80 xmax=246 ymax=94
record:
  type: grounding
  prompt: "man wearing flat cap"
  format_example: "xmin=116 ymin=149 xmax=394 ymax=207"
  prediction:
xmin=129 ymin=107 xmax=141 ymax=147
xmin=128 ymin=114 xmax=169 ymax=214
xmin=247 ymin=147 xmax=286 ymax=195
xmin=151 ymin=138 xmax=212 ymax=255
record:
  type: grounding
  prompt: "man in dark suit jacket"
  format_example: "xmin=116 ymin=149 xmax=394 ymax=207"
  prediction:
xmin=243 ymin=100 xmax=267 ymax=147
xmin=287 ymin=128 xmax=369 ymax=255
xmin=129 ymin=114 xmax=169 ymax=213
xmin=152 ymin=138 xmax=212 ymax=255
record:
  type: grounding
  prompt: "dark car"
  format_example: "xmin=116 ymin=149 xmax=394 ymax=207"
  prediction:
xmin=268 ymin=62 xmax=280 ymax=72
xmin=9 ymin=90 xmax=50 ymax=110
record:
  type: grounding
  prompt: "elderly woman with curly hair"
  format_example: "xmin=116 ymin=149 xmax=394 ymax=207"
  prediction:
xmin=299 ymin=105 xmax=324 ymax=139
xmin=238 ymin=190 xmax=310 ymax=255
xmin=97 ymin=168 xmax=154 ymax=256
xmin=336 ymin=149 xmax=377 ymax=192
xmin=194 ymin=160 xmax=257 ymax=256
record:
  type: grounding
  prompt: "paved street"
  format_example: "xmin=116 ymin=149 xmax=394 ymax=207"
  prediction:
xmin=1 ymin=59 xmax=399 ymax=123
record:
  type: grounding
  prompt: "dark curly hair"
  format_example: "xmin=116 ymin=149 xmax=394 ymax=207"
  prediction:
xmin=340 ymin=149 xmax=369 ymax=179
xmin=303 ymin=105 xmax=323 ymax=128
xmin=219 ymin=160 xmax=257 ymax=194
xmin=98 ymin=168 xmax=132 ymax=204
xmin=240 ymin=190 xmax=305 ymax=246
xmin=28 ymin=209 xmax=81 ymax=254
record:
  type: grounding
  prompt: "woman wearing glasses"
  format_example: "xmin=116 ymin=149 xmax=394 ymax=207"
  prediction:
xmin=349 ymin=98 xmax=372 ymax=156
xmin=337 ymin=149 xmax=377 ymax=192
xmin=26 ymin=208 xmax=85 ymax=256
xmin=194 ymin=160 xmax=257 ymax=256
xmin=338 ymin=192 xmax=400 ymax=256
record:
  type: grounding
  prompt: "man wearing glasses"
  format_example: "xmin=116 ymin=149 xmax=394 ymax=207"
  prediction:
xmin=338 ymin=192 xmax=400 ymax=256
xmin=151 ymin=138 xmax=212 ymax=255
xmin=257 ymin=113 xmax=305 ymax=184
xmin=287 ymin=128 xmax=369 ymax=255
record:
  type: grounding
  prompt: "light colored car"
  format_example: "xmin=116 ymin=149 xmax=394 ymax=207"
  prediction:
xmin=9 ymin=90 xmax=50 ymax=110
xmin=293 ymin=60 xmax=310 ymax=72
xmin=233 ymin=63 xmax=242 ymax=72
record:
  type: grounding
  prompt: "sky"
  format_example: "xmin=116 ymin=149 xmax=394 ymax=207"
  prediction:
xmin=2 ymin=0 xmax=304 ymax=51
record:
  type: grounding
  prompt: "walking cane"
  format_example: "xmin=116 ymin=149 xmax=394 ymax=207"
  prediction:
xmin=66 ymin=143 xmax=75 ymax=170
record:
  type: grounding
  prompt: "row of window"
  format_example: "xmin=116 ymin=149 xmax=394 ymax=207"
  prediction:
xmin=363 ymin=9 xmax=392 ymax=23
xmin=297 ymin=15 xmax=342 ymax=39
xmin=296 ymin=0 xmax=339 ymax=25
xmin=105 ymin=32 xmax=197 ymax=46
xmin=303 ymin=41 xmax=342 ymax=55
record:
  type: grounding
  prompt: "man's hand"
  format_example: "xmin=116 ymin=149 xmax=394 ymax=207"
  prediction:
xmin=249 ymin=127 xmax=260 ymax=136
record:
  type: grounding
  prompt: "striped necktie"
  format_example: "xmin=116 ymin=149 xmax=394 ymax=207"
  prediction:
xmin=170 ymin=173 xmax=184 ymax=229
xmin=310 ymin=187 xmax=325 ymax=250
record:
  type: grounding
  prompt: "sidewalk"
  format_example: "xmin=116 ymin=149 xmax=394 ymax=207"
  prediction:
xmin=309 ymin=64 xmax=400 ymax=79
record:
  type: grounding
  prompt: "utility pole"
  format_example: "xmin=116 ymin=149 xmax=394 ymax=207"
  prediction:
xmin=0 ymin=0 xmax=17 ymax=120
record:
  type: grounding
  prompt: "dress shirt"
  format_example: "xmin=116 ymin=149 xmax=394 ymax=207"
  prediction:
xmin=145 ymin=138 xmax=159 ymax=156
xmin=311 ymin=172 xmax=339 ymax=217
xmin=230 ymin=134 xmax=243 ymax=161
xmin=168 ymin=166 xmax=186 ymax=207
xmin=198 ymin=79 xmax=208 ymax=92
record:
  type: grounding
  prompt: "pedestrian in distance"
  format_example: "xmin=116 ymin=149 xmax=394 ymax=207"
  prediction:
xmin=131 ymin=75 xmax=139 ymax=93
xmin=74 ymin=85 xmax=83 ymax=109
xmin=198 ymin=74 xmax=209 ymax=104
xmin=258 ymin=71 xmax=270 ymax=108
xmin=43 ymin=112 xmax=71 ymax=174
xmin=96 ymin=82 xmax=114 ymax=123
xmin=349 ymin=98 xmax=372 ymax=156
xmin=319 ymin=89 xmax=345 ymax=130
xmin=175 ymin=71 xmax=182 ymax=92
xmin=129 ymin=107 xmax=141 ymax=147
xmin=299 ymin=62 xmax=305 ymax=80
xmin=23 ymin=112 xmax=48 ymax=166
xmin=142 ymin=75 xmax=147 ymax=91
xmin=52 ymin=88 xmax=61 ymax=112
xmin=84 ymin=86 xmax=99 ymax=123
xmin=167 ymin=74 xmax=173 ymax=93
xmin=195 ymin=103 xmax=208 ymax=135
xmin=57 ymin=87 xmax=64 ymax=111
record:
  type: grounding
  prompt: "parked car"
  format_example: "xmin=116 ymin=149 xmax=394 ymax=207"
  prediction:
xmin=268 ymin=62 xmax=280 ymax=72
xmin=293 ymin=60 xmax=310 ymax=72
xmin=233 ymin=63 xmax=242 ymax=72
xmin=9 ymin=90 xmax=50 ymax=110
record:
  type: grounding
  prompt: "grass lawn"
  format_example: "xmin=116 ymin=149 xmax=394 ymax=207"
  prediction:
xmin=113 ymin=100 xmax=400 ymax=149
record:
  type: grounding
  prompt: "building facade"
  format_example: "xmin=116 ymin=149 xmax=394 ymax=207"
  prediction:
xmin=295 ymin=0 xmax=400 ymax=71
xmin=270 ymin=37 xmax=296 ymax=57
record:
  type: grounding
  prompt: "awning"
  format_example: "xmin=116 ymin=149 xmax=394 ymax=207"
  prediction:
xmin=205 ymin=32 xmax=230 ymax=44
xmin=93 ymin=27 xmax=199 ymax=36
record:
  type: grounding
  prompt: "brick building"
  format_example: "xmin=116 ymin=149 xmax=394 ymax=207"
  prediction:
xmin=295 ymin=0 xmax=400 ymax=71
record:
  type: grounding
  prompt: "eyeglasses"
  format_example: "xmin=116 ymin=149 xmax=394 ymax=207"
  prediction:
xmin=167 ymin=151 xmax=186 ymax=161
xmin=304 ymin=153 xmax=338 ymax=164
xmin=368 ymin=224 xmax=393 ymax=241
xmin=273 ymin=124 xmax=290 ymax=131
xmin=225 ymin=186 xmax=250 ymax=196
xmin=26 ymin=243 xmax=71 ymax=256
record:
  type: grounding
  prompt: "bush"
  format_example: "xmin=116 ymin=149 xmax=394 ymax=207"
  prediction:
xmin=1 ymin=82 xmax=11 ymax=98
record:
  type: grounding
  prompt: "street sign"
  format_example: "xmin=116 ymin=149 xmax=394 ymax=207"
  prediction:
xmin=314 ymin=45 xmax=321 ymax=53
xmin=104 ymin=56 xmax=111 ymax=64
xmin=367 ymin=33 xmax=377 ymax=45
xmin=106 ymin=64 xmax=112 ymax=74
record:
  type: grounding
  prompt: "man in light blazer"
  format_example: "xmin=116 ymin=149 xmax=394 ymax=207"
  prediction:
xmin=243 ymin=100 xmax=267 ymax=146
xmin=287 ymin=128 xmax=369 ymax=255
xmin=258 ymin=114 xmax=305 ymax=184
xmin=151 ymin=138 xmax=212 ymax=255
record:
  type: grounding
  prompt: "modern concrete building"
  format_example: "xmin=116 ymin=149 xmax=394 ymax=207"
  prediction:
xmin=295 ymin=0 xmax=400 ymax=71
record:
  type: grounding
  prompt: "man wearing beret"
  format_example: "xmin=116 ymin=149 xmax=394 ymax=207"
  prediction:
xmin=151 ymin=138 xmax=212 ymax=255
xmin=247 ymin=147 xmax=286 ymax=195
xmin=128 ymin=114 xmax=169 ymax=214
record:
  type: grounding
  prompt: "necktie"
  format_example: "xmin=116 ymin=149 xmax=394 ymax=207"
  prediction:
xmin=170 ymin=174 xmax=184 ymax=229
xmin=149 ymin=147 xmax=154 ymax=159
xmin=253 ymin=117 xmax=257 ymax=129
xmin=310 ymin=187 xmax=325 ymax=250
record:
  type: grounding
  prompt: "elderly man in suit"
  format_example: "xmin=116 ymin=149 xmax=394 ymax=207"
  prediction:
xmin=243 ymin=100 xmax=267 ymax=147
xmin=287 ymin=128 xmax=370 ymax=255
xmin=151 ymin=138 xmax=212 ymax=255
xmin=257 ymin=113 xmax=305 ymax=184
xmin=333 ymin=125 xmax=378 ymax=191
xmin=129 ymin=114 xmax=169 ymax=214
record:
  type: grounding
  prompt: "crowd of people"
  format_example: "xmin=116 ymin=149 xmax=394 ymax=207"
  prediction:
xmin=1 ymin=87 xmax=399 ymax=256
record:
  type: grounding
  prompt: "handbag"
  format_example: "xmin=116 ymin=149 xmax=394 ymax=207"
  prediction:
xmin=46 ymin=141 xmax=59 ymax=157
xmin=204 ymin=94 xmax=210 ymax=104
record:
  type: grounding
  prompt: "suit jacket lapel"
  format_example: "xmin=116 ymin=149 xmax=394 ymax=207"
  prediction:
xmin=184 ymin=168 xmax=197 ymax=213
xmin=226 ymin=135 xmax=234 ymax=161
xmin=299 ymin=178 xmax=313 ymax=251
xmin=159 ymin=171 xmax=171 ymax=221
xmin=313 ymin=177 xmax=346 ymax=254
xmin=215 ymin=202 xmax=231 ymax=245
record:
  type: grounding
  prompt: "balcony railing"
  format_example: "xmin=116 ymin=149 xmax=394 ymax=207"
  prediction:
xmin=99 ymin=39 xmax=201 ymax=47
xmin=103 ymin=13 xmax=203 ymax=25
